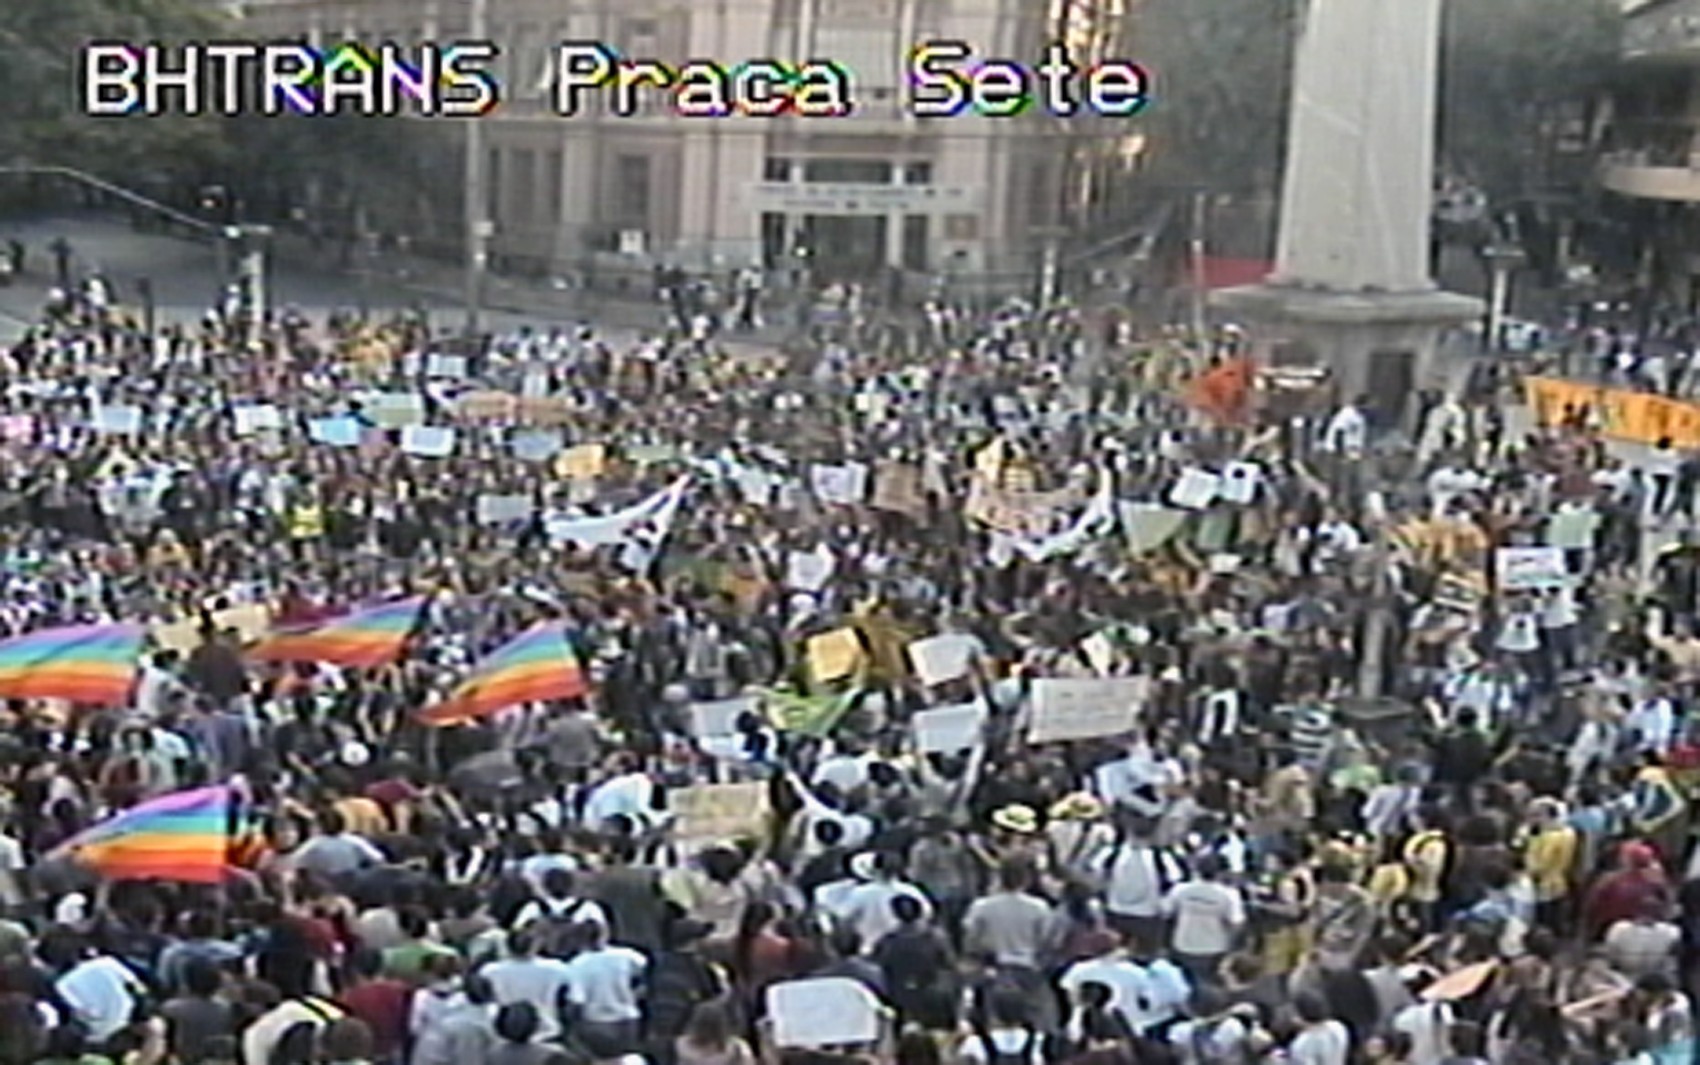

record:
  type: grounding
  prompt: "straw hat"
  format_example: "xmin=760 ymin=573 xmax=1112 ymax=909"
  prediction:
xmin=991 ymin=804 xmax=1040 ymax=835
xmin=1049 ymin=793 xmax=1105 ymax=822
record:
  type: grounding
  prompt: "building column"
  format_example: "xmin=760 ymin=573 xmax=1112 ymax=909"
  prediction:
xmin=886 ymin=163 xmax=905 ymax=269
xmin=783 ymin=160 xmax=805 ymax=256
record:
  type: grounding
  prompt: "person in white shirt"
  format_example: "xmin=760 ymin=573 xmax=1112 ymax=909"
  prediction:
xmin=582 ymin=759 xmax=658 ymax=835
xmin=1391 ymin=992 xmax=1454 ymax=1065
xmin=1089 ymin=833 xmax=1188 ymax=953
xmin=55 ymin=952 xmax=146 ymax=1044
xmin=479 ymin=930 xmax=576 ymax=1042
xmin=560 ymin=924 xmax=648 ymax=1057
xmin=1322 ymin=401 xmax=1368 ymax=457
xmin=1626 ymin=689 xmax=1679 ymax=757
xmin=835 ymin=851 xmax=933 ymax=954
xmin=1289 ymin=993 xmax=1351 ymax=1065
xmin=1161 ymin=855 xmax=1246 ymax=984
xmin=1059 ymin=947 xmax=1162 ymax=1037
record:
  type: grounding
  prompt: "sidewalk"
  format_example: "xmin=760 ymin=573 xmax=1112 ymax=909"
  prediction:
xmin=273 ymin=232 xmax=799 ymax=348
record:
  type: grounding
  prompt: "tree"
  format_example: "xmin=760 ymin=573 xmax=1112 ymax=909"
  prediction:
xmin=1128 ymin=0 xmax=1302 ymax=197
xmin=1438 ymin=0 xmax=1619 ymax=200
xmin=0 ymin=0 xmax=234 ymax=181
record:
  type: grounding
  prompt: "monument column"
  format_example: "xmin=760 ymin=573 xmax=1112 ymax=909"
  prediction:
xmin=1213 ymin=0 xmax=1482 ymax=419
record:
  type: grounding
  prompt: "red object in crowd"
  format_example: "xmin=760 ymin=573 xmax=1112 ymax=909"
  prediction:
xmin=1195 ymin=257 xmax=1274 ymax=291
xmin=1187 ymin=357 xmax=1256 ymax=424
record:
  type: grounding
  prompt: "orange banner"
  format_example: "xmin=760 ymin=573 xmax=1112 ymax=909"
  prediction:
xmin=1523 ymin=376 xmax=1700 ymax=449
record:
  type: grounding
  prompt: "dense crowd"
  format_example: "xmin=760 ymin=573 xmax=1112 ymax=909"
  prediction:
xmin=0 ymin=268 xmax=1693 ymax=1065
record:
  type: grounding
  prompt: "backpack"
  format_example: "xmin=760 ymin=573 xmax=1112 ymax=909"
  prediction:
xmin=533 ymin=897 xmax=600 ymax=957
xmin=970 ymin=1021 xmax=1040 ymax=1065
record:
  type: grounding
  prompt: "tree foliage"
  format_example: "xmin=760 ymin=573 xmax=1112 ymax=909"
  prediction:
xmin=1131 ymin=0 xmax=1619 ymax=202
xmin=1439 ymin=0 xmax=1619 ymax=198
xmin=0 ymin=0 xmax=232 ymax=178
xmin=1130 ymin=0 xmax=1300 ymax=196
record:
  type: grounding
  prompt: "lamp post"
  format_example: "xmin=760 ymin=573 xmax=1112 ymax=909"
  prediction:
xmin=1481 ymin=244 xmax=1527 ymax=353
xmin=224 ymin=224 xmax=272 ymax=344
xmin=463 ymin=0 xmax=491 ymax=335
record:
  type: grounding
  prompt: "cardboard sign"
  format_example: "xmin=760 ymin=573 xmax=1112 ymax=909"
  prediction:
xmin=906 ymin=633 xmax=981 ymax=687
xmin=670 ymin=782 xmax=771 ymax=844
xmin=784 ymin=546 xmax=836 ymax=593
xmin=767 ymin=978 xmax=883 ymax=1048
xmin=425 ymin=353 xmax=468 ymax=379
xmin=152 ymin=603 xmax=272 ymax=655
xmin=964 ymin=479 xmax=1067 ymax=538
xmin=455 ymin=390 xmax=518 ymax=422
xmin=870 ymin=461 xmax=927 ymax=516
xmin=912 ymin=701 xmax=986 ymax=753
xmin=1028 ymin=677 xmax=1150 ymax=743
xmin=1168 ymin=467 xmax=1221 ymax=510
xmin=555 ymin=443 xmax=607 ymax=481
xmin=806 ymin=628 xmax=863 ymax=683
xmin=1495 ymin=546 xmax=1568 ymax=591
xmin=516 ymin=395 xmax=575 ymax=425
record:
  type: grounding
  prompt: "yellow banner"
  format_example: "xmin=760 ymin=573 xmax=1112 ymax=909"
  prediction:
xmin=1524 ymin=376 xmax=1700 ymax=448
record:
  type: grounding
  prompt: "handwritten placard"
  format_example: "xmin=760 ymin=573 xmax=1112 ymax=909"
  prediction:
xmin=1028 ymin=677 xmax=1150 ymax=744
xmin=671 ymin=782 xmax=771 ymax=844
xmin=912 ymin=701 xmax=986 ymax=753
xmin=767 ymin=978 xmax=883 ymax=1048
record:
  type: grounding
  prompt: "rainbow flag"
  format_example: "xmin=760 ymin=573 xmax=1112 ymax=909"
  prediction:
xmin=249 ymin=597 xmax=426 ymax=669
xmin=418 ymin=622 xmax=587 ymax=726
xmin=54 ymin=785 xmax=231 ymax=883
xmin=0 ymin=623 xmax=143 ymax=706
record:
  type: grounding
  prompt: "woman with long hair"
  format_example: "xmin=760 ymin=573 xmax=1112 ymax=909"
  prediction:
xmin=676 ymin=1001 xmax=755 ymax=1065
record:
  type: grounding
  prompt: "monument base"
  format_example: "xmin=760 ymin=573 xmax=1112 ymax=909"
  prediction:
xmin=1210 ymin=282 xmax=1484 ymax=424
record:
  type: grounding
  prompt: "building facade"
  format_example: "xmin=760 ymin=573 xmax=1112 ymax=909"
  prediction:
xmin=1598 ymin=0 xmax=1700 ymax=305
xmin=239 ymin=0 xmax=1134 ymax=286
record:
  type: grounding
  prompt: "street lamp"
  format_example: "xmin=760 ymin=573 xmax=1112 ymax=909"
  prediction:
xmin=1481 ymin=244 xmax=1527 ymax=353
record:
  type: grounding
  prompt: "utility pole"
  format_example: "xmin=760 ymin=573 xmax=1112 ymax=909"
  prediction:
xmin=1189 ymin=189 xmax=1209 ymax=362
xmin=463 ymin=0 xmax=491 ymax=335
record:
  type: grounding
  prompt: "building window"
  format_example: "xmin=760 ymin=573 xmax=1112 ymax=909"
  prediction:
xmin=902 ymin=215 xmax=928 ymax=270
xmin=903 ymin=162 xmax=932 ymax=185
xmin=803 ymin=158 xmax=890 ymax=184
xmin=621 ymin=18 xmax=660 ymax=53
xmin=544 ymin=150 xmax=563 ymax=222
xmin=764 ymin=158 xmax=793 ymax=182
xmin=616 ymin=155 xmax=651 ymax=222
xmin=512 ymin=149 xmax=535 ymax=222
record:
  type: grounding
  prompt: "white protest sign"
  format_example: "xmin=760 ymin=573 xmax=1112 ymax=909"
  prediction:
xmin=510 ymin=429 xmax=563 ymax=462
xmin=785 ymin=545 xmax=836 ymax=593
xmin=912 ymin=701 xmax=986 ymax=753
xmin=809 ymin=462 xmax=869 ymax=505
xmin=1168 ymin=467 xmax=1221 ymax=510
xmin=1219 ymin=461 xmax=1262 ymax=505
xmin=92 ymin=406 xmax=142 ymax=434
xmin=1119 ymin=503 xmax=1188 ymax=554
xmin=1028 ymin=677 xmax=1150 ymax=743
xmin=689 ymin=696 xmax=758 ymax=739
xmin=766 ymin=977 xmax=884 ymax=1049
xmin=425 ymin=353 xmax=468 ymax=379
xmin=1495 ymin=546 xmax=1569 ymax=591
xmin=906 ymin=632 xmax=982 ymax=687
xmin=232 ymin=403 xmax=283 ymax=436
xmin=400 ymin=425 xmax=456 ymax=457
xmin=475 ymin=494 xmax=533 ymax=525
xmin=364 ymin=392 xmax=426 ymax=428
xmin=308 ymin=417 xmax=362 ymax=447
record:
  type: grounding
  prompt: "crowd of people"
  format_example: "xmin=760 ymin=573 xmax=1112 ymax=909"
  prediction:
xmin=0 ymin=265 xmax=1693 ymax=1065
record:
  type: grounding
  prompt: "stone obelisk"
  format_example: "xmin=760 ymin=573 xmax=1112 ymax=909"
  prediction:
xmin=1213 ymin=0 xmax=1482 ymax=418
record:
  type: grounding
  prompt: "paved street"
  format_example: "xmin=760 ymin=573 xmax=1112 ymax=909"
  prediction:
xmin=0 ymin=212 xmax=776 ymax=346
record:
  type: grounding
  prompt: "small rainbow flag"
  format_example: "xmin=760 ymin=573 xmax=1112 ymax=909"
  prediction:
xmin=249 ymin=596 xmax=426 ymax=669
xmin=418 ymin=622 xmax=587 ymax=726
xmin=54 ymin=785 xmax=232 ymax=883
xmin=0 ymin=623 xmax=144 ymax=706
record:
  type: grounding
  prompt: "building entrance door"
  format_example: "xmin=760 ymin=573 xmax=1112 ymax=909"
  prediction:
xmin=800 ymin=215 xmax=887 ymax=280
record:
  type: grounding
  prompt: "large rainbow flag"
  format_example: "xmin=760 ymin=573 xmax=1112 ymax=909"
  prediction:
xmin=248 ymin=596 xmax=426 ymax=669
xmin=54 ymin=785 xmax=232 ymax=883
xmin=0 ymin=623 xmax=144 ymax=706
xmin=418 ymin=622 xmax=587 ymax=726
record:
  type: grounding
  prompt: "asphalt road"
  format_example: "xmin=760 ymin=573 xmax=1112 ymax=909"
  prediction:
xmin=0 ymin=213 xmax=671 ymax=340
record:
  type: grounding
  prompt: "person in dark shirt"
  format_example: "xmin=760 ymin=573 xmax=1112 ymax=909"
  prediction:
xmin=184 ymin=627 xmax=248 ymax=708
xmin=337 ymin=949 xmax=413 ymax=1060
xmin=874 ymin=894 xmax=957 ymax=1030
xmin=162 ymin=959 xmax=236 ymax=1065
